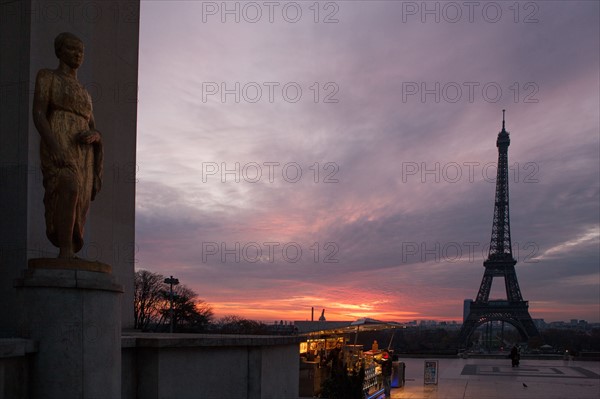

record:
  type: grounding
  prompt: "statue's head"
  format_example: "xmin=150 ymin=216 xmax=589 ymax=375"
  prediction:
xmin=54 ymin=32 xmax=83 ymax=57
xmin=54 ymin=32 xmax=84 ymax=68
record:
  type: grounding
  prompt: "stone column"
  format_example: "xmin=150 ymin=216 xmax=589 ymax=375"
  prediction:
xmin=0 ymin=0 xmax=140 ymax=337
xmin=15 ymin=261 xmax=123 ymax=399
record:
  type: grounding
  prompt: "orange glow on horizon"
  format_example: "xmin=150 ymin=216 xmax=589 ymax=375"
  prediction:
xmin=198 ymin=294 xmax=600 ymax=324
xmin=208 ymin=299 xmax=428 ymax=324
xmin=206 ymin=300 xmax=600 ymax=324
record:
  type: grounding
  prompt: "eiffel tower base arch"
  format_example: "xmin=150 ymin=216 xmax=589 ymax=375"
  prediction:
xmin=459 ymin=301 xmax=539 ymax=346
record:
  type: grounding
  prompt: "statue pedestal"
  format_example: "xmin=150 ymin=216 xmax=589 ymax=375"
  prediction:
xmin=15 ymin=261 xmax=123 ymax=399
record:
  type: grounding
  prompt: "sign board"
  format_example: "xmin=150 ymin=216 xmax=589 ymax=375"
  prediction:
xmin=424 ymin=360 xmax=439 ymax=385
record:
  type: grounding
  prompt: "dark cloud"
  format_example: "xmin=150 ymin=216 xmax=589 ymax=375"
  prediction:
xmin=136 ymin=1 xmax=599 ymax=322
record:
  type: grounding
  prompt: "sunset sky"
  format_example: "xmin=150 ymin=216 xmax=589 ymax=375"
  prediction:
xmin=135 ymin=1 xmax=599 ymax=323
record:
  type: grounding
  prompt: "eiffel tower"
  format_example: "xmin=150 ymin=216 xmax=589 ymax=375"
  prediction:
xmin=459 ymin=111 xmax=539 ymax=346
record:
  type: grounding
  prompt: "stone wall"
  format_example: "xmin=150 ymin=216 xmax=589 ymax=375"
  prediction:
xmin=122 ymin=334 xmax=301 ymax=399
xmin=2 ymin=335 xmax=301 ymax=399
xmin=0 ymin=339 xmax=36 ymax=399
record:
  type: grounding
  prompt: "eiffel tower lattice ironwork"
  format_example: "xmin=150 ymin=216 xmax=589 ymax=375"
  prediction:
xmin=459 ymin=111 xmax=539 ymax=345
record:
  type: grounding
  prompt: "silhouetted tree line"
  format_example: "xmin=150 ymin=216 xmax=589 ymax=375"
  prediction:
xmin=134 ymin=270 xmax=213 ymax=332
xmin=134 ymin=270 xmax=277 ymax=334
xmin=356 ymin=326 xmax=600 ymax=356
xmin=211 ymin=315 xmax=274 ymax=335
xmin=535 ymin=328 xmax=600 ymax=354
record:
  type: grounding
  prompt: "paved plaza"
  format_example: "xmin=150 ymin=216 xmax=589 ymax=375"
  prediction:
xmin=389 ymin=358 xmax=600 ymax=399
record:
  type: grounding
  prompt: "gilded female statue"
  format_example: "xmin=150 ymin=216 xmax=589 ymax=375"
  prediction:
xmin=32 ymin=32 xmax=103 ymax=259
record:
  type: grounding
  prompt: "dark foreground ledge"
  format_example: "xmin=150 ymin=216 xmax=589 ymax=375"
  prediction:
xmin=122 ymin=332 xmax=302 ymax=348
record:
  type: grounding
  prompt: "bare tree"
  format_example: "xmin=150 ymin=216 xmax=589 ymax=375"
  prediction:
xmin=134 ymin=269 xmax=214 ymax=332
xmin=134 ymin=270 xmax=165 ymax=330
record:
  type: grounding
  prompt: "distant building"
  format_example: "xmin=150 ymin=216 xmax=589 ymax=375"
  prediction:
xmin=533 ymin=319 xmax=547 ymax=330
xmin=293 ymin=320 xmax=355 ymax=335
xmin=545 ymin=320 xmax=593 ymax=331
xmin=463 ymin=299 xmax=473 ymax=322
xmin=318 ymin=309 xmax=326 ymax=321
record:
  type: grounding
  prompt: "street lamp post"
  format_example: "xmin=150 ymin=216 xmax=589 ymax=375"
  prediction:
xmin=164 ymin=276 xmax=179 ymax=333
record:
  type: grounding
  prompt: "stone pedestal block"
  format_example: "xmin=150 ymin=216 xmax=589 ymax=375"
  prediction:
xmin=15 ymin=264 xmax=123 ymax=399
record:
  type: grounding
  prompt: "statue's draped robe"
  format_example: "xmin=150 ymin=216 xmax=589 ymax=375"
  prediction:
xmin=39 ymin=69 xmax=94 ymax=252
